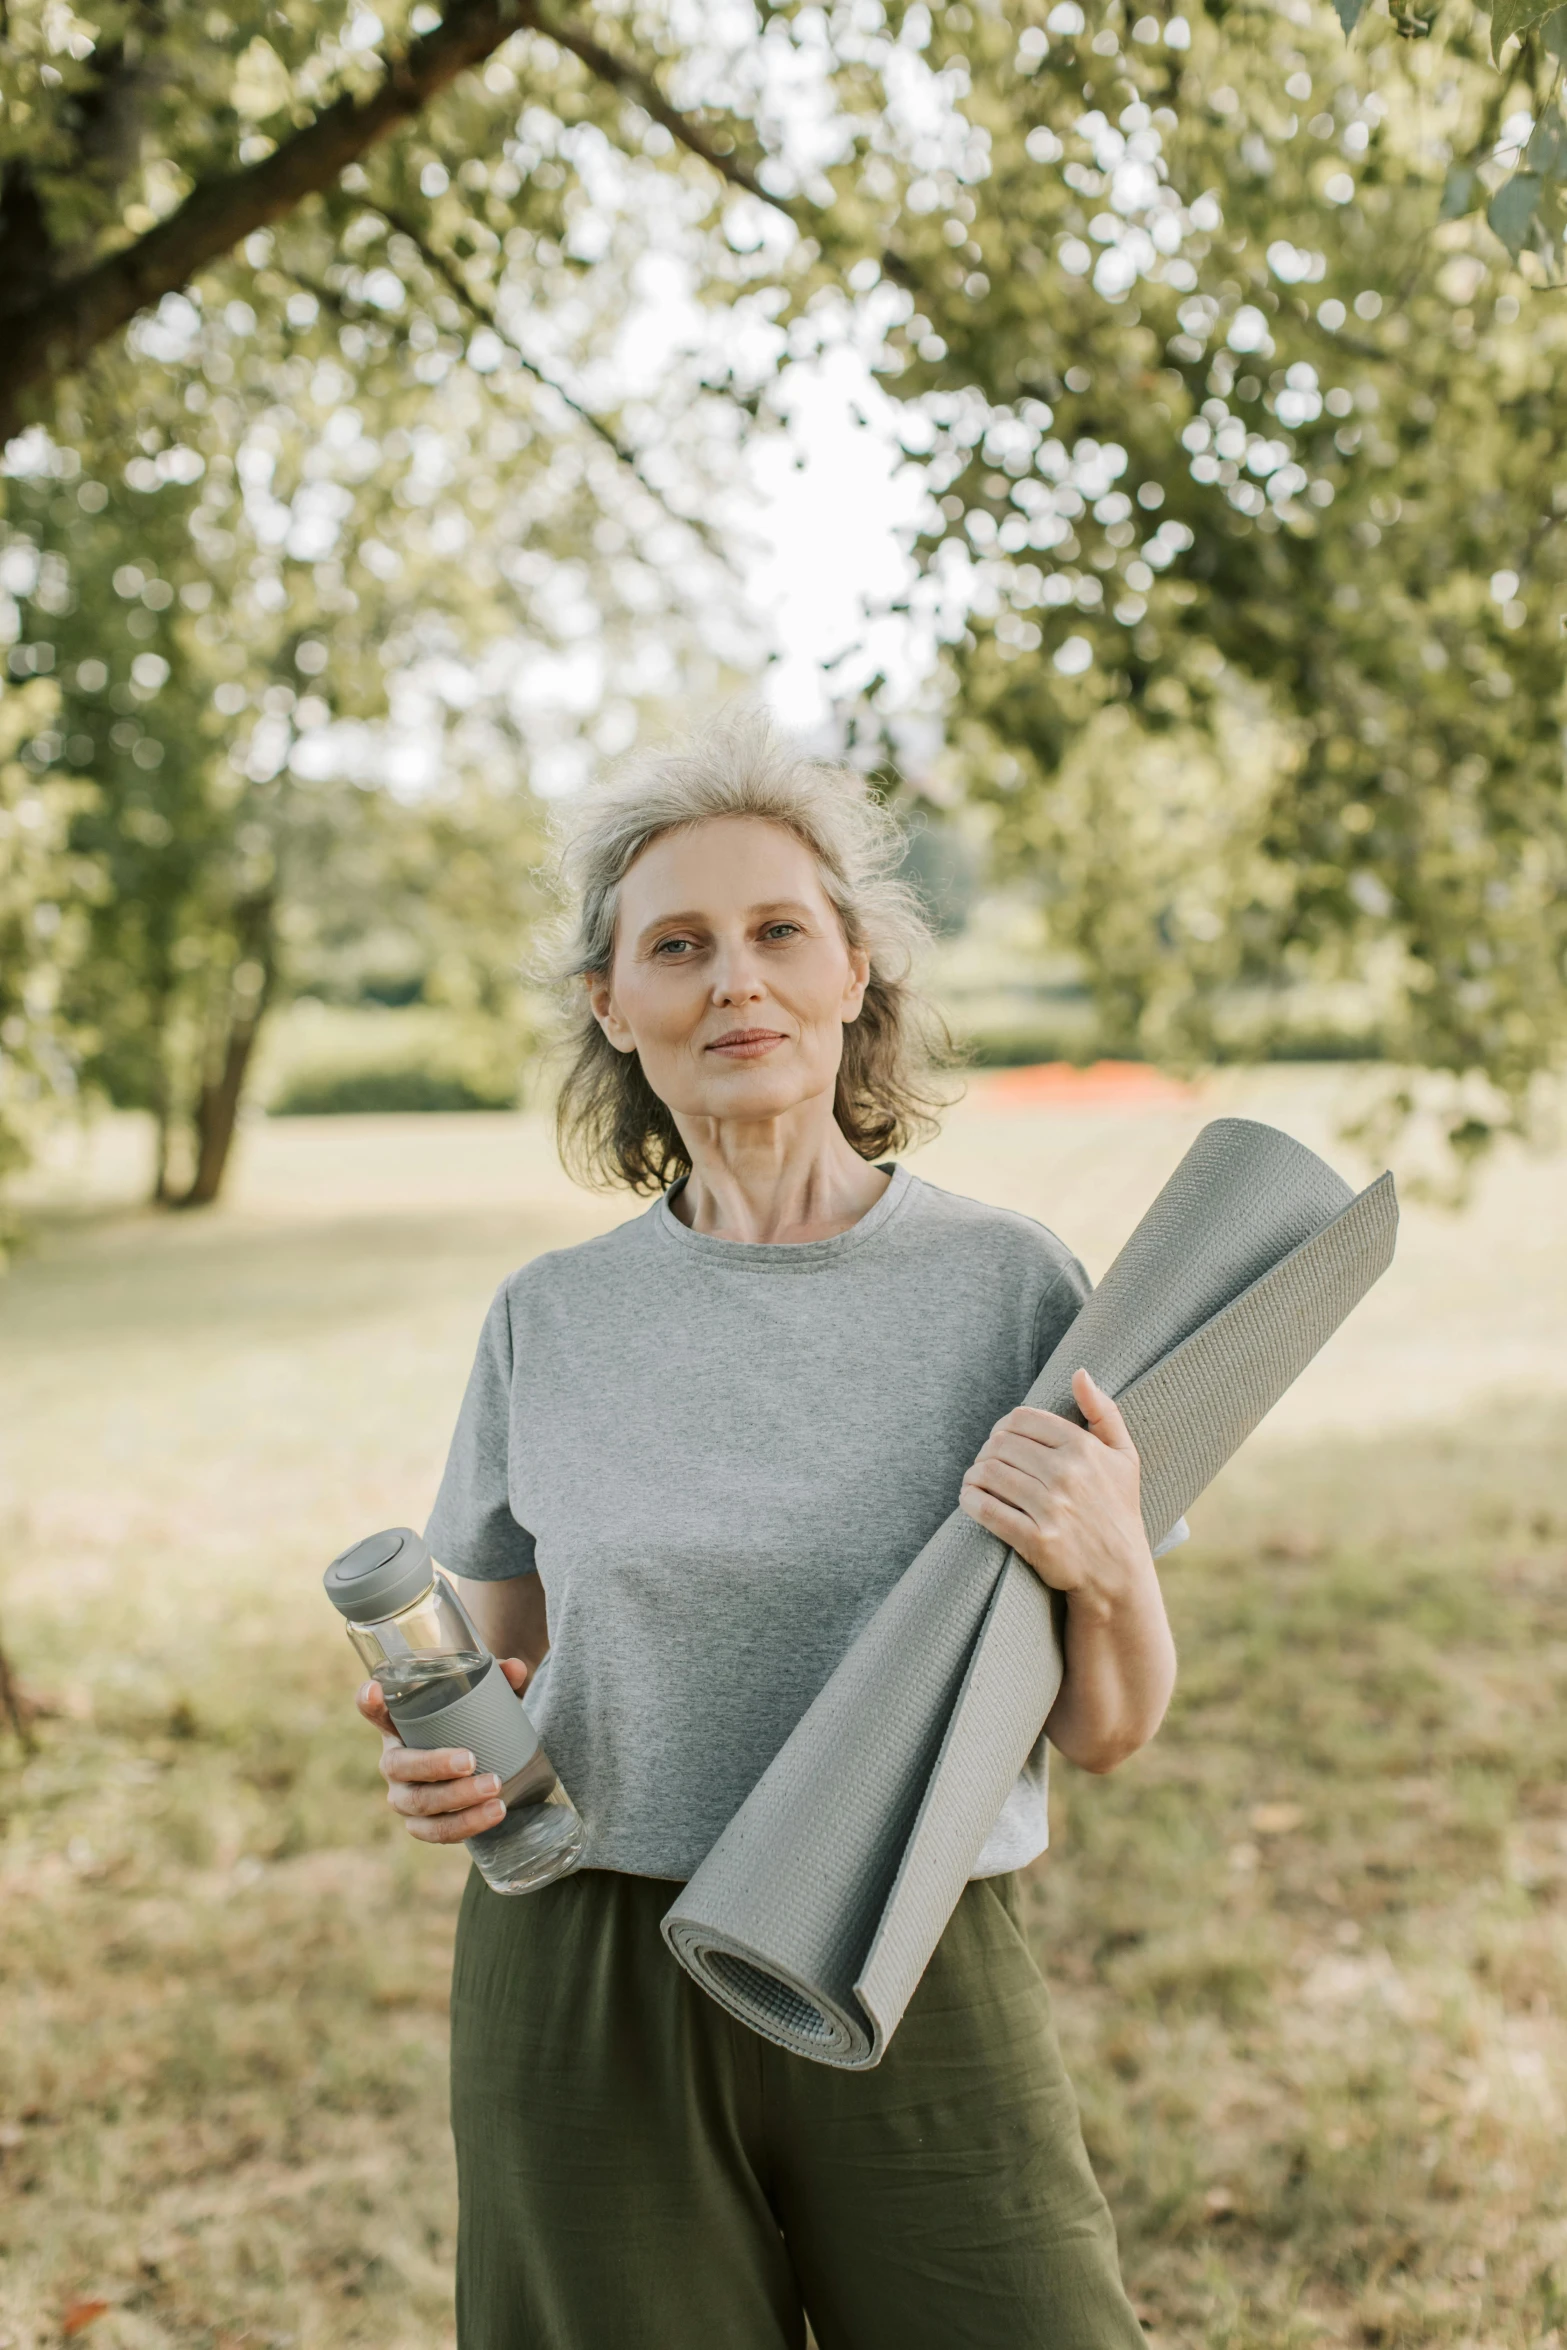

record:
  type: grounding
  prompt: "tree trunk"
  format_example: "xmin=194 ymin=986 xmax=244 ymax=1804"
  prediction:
xmin=140 ymin=969 xmax=184 ymax=1207
xmin=177 ymin=1009 xmax=265 ymax=1208
xmin=150 ymin=1066 xmax=176 ymax=1207
xmin=0 ymin=1627 xmax=35 ymax=1756
xmin=171 ymin=896 xmax=276 ymax=1212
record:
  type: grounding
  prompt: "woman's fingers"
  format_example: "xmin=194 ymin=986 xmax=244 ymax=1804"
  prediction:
xmin=963 ymin=1454 xmax=1055 ymax=1521
xmin=975 ymin=1426 xmax=1080 ymax=1485
xmin=959 ymin=1481 xmax=1050 ymax=1564
xmin=381 ymin=1739 xmax=478 ymax=1782
xmin=357 ymin=1679 xmax=395 ymax=1735
xmin=497 ymin=1656 xmax=531 ymax=1694
xmin=391 ymin=1769 xmax=505 ymax=1821
xmin=356 ymin=1679 xmax=514 ymax=1846
xmin=382 ymin=1741 xmax=487 ymax=1792
xmin=990 ymin=1405 xmax=1078 ymax=1448
xmin=963 ymin=1377 xmax=1151 ymax=1605
xmin=378 ymin=1737 xmax=511 ymax=1840
xmin=1072 ymin=1368 xmax=1139 ymax=1456
xmin=402 ymin=1794 xmax=509 ymax=1845
xmin=383 ymin=1743 xmax=505 ymax=1822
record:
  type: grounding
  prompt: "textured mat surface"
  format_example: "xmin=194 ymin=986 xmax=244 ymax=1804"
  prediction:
xmin=663 ymin=1120 xmax=1399 ymax=2067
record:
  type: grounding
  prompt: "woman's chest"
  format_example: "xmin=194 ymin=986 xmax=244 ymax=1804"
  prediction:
xmin=506 ymin=1268 xmax=1037 ymax=1595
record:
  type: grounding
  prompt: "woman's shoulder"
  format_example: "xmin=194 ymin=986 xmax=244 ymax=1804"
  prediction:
xmin=898 ymin=1173 xmax=1089 ymax=1304
xmin=490 ymin=1201 xmax=662 ymax=1316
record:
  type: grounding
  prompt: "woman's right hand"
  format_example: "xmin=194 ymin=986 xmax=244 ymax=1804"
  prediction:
xmin=356 ymin=1657 xmax=531 ymax=1844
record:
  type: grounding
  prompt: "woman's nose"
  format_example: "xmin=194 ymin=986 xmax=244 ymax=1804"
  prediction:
xmin=710 ymin=944 xmax=766 ymax=1005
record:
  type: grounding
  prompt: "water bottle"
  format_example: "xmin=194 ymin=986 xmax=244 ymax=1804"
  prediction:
xmin=324 ymin=1526 xmax=583 ymax=1895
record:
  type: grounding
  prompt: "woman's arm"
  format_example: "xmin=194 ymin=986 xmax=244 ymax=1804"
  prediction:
xmin=959 ymin=1369 xmax=1177 ymax=1774
xmin=457 ymin=1571 xmax=550 ymax=1671
xmin=355 ymin=1570 xmax=550 ymax=1843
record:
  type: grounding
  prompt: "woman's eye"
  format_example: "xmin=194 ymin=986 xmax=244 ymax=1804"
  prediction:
xmin=762 ymin=923 xmax=801 ymax=942
xmin=651 ymin=936 xmax=698 ymax=959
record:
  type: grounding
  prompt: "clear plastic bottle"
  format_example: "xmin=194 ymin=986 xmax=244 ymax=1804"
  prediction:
xmin=325 ymin=1526 xmax=583 ymax=1894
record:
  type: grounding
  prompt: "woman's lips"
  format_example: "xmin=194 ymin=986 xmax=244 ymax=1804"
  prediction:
xmin=706 ymin=1028 xmax=787 ymax=1059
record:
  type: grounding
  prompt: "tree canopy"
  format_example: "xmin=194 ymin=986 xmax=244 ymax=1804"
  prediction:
xmin=857 ymin=1 xmax=1567 ymax=1137
xmin=2 ymin=0 xmax=1565 ymax=1202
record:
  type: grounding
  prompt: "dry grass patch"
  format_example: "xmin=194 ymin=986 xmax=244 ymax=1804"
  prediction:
xmin=1 ymin=1648 xmax=462 ymax=2349
xmin=2 ymin=1103 xmax=1566 ymax=2347
xmin=1040 ymin=1414 xmax=1567 ymax=2350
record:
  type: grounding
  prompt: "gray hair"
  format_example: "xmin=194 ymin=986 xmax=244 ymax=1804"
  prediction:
xmin=546 ymin=710 xmax=953 ymax=1193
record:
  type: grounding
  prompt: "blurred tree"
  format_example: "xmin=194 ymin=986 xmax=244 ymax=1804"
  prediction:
xmin=1342 ymin=0 xmax=1567 ymax=274
xmin=815 ymin=0 xmax=1567 ymax=1145
xmin=2 ymin=232 xmax=721 ymax=1200
xmin=0 ymin=674 xmax=96 ymax=1208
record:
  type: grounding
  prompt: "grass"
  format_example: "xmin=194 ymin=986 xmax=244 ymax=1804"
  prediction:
xmin=2 ymin=1084 xmax=1565 ymax=2349
xmin=1041 ymin=1421 xmax=1567 ymax=2349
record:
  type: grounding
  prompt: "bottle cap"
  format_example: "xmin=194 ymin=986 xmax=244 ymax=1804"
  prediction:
xmin=323 ymin=1526 xmax=437 ymax=1623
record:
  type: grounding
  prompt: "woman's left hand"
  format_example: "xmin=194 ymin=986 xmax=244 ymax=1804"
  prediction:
xmin=959 ymin=1367 xmax=1176 ymax=1772
xmin=959 ymin=1367 xmax=1152 ymax=1621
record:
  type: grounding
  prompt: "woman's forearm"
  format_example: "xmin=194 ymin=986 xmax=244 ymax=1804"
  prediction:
xmin=458 ymin=1572 xmax=551 ymax=1670
xmin=1043 ymin=1556 xmax=1176 ymax=1774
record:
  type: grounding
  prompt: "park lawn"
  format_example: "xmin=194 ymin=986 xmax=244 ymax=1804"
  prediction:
xmin=1 ymin=1099 xmax=1564 ymax=2349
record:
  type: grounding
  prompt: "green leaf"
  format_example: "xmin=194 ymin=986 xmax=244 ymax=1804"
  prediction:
xmin=1490 ymin=0 xmax=1561 ymax=61
xmin=1525 ymin=111 xmax=1567 ymax=173
xmin=1334 ymin=0 xmax=1373 ymax=31
xmin=1543 ymin=6 xmax=1567 ymax=57
xmin=1440 ymin=163 xmax=1479 ymax=216
xmin=1537 ymin=174 xmax=1567 ymax=241
xmin=1487 ymin=170 xmax=1543 ymax=254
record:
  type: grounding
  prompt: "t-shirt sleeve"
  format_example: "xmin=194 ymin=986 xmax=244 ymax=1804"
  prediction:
xmin=423 ymin=1283 xmax=538 ymax=1581
xmin=1029 ymin=1248 xmax=1093 ymax=1373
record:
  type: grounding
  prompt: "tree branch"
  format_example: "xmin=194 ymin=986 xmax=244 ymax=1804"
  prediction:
xmin=373 ymin=201 xmax=730 ymax=560
xmin=0 ymin=0 xmax=524 ymax=442
xmin=0 ymin=0 xmax=835 ymax=444
xmin=527 ymin=5 xmax=810 ymax=231
xmin=529 ymin=10 xmax=917 ymax=290
xmin=0 ymin=0 xmax=918 ymax=446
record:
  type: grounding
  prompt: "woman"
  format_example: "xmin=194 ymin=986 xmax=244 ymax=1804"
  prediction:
xmin=357 ymin=713 xmax=1178 ymax=2349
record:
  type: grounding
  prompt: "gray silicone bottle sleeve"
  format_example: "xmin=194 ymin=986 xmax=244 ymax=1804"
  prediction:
xmin=387 ymin=1659 xmax=541 ymax=1783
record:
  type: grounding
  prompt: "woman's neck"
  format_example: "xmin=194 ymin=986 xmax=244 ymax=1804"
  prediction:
xmin=669 ymin=1106 xmax=891 ymax=1245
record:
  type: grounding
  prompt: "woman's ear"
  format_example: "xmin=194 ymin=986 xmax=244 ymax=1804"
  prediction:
xmin=841 ymin=943 xmax=871 ymax=1026
xmin=586 ymin=971 xmax=637 ymax=1055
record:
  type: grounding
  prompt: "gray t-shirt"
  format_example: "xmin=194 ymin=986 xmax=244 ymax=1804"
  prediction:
xmin=425 ymin=1164 xmax=1094 ymax=1881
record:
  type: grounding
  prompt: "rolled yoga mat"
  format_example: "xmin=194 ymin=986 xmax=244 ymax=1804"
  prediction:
xmin=662 ymin=1117 xmax=1399 ymax=2069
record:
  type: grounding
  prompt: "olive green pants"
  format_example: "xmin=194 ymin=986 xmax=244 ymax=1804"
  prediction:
xmin=450 ymin=1865 xmax=1142 ymax=2350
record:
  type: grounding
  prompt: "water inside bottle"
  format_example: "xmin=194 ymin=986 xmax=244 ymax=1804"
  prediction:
xmin=375 ymin=1651 xmax=488 ymax=1717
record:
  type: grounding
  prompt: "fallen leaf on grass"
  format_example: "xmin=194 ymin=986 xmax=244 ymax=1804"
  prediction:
xmin=61 ymin=2300 xmax=110 ymax=2338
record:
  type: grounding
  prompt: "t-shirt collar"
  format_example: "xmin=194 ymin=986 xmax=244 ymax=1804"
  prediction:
xmin=651 ymin=1163 xmax=913 ymax=1268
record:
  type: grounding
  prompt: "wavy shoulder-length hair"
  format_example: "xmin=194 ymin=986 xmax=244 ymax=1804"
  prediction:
xmin=546 ymin=711 xmax=954 ymax=1194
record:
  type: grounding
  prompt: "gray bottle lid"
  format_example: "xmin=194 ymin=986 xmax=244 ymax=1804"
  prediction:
xmin=324 ymin=1526 xmax=436 ymax=1624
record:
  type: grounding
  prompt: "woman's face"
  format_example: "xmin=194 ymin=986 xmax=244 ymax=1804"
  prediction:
xmin=587 ymin=816 xmax=870 ymax=1131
